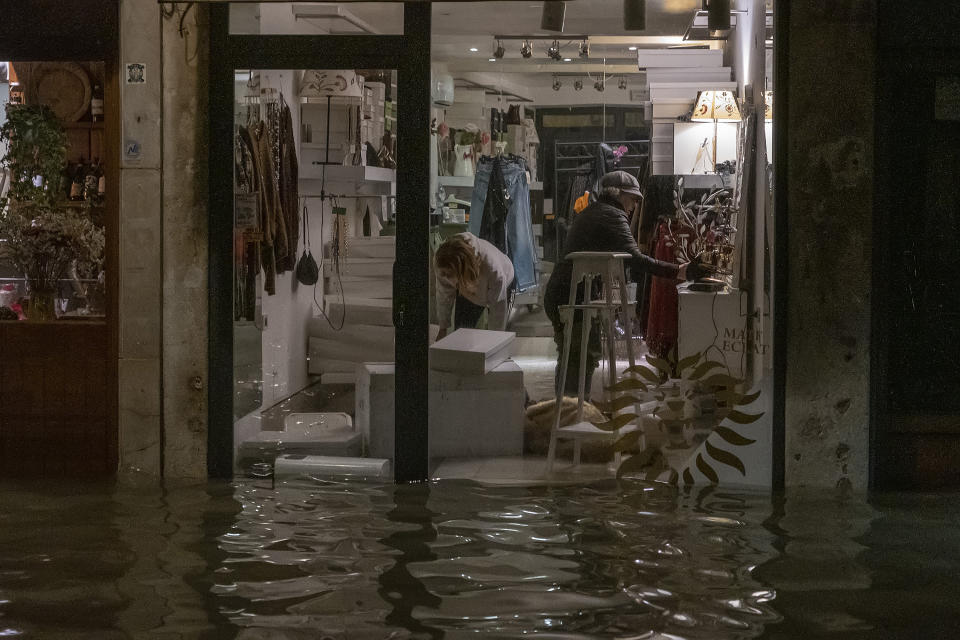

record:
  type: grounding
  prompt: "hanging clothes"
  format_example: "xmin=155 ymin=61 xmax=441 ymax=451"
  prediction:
xmin=247 ymin=120 xmax=287 ymax=296
xmin=469 ymin=154 xmax=538 ymax=292
xmin=645 ymin=219 xmax=696 ymax=359
xmin=235 ymin=128 xmax=259 ymax=321
xmin=277 ymin=98 xmax=300 ymax=273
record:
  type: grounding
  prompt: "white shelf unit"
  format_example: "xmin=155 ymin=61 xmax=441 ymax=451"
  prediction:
xmin=299 ymin=165 xmax=396 ymax=191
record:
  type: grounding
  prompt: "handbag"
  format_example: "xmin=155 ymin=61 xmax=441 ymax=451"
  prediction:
xmin=295 ymin=205 xmax=319 ymax=286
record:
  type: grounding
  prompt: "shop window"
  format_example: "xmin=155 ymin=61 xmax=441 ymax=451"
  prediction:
xmin=229 ymin=3 xmax=403 ymax=36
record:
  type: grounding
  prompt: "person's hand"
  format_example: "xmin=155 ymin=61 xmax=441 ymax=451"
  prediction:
xmin=681 ymin=259 xmax=719 ymax=281
xmin=436 ymin=327 xmax=448 ymax=341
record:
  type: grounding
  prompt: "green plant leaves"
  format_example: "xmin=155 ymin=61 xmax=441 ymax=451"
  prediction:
xmin=677 ymin=353 xmax=701 ymax=372
xmin=647 ymin=356 xmax=673 ymax=377
xmin=591 ymin=413 xmax=637 ymax=432
xmin=606 ymin=378 xmax=648 ymax=392
xmin=689 ymin=360 xmax=723 ymax=380
xmin=614 ymin=430 xmax=641 ymax=452
xmin=683 ymin=467 xmax=695 ymax=486
xmin=623 ymin=364 xmax=661 ymax=384
xmin=596 ymin=395 xmax=640 ymax=413
xmin=696 ymin=453 xmax=719 ymax=484
xmin=702 ymin=373 xmax=743 ymax=388
xmin=735 ymin=389 xmax=762 ymax=406
xmin=705 ymin=441 xmax=745 ymax=475
xmin=725 ymin=410 xmax=764 ymax=425
xmin=713 ymin=426 xmax=757 ymax=446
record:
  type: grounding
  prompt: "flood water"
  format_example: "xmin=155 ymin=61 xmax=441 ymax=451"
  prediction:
xmin=0 ymin=476 xmax=958 ymax=639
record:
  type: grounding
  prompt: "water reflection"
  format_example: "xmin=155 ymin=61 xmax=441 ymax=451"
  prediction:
xmin=0 ymin=478 xmax=957 ymax=638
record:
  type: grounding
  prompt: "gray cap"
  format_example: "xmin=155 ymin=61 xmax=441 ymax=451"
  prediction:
xmin=600 ymin=170 xmax=642 ymax=197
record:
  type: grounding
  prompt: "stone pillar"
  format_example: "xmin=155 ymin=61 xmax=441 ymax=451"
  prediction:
xmin=118 ymin=0 xmax=163 ymax=474
xmin=784 ymin=1 xmax=875 ymax=488
xmin=161 ymin=5 xmax=209 ymax=478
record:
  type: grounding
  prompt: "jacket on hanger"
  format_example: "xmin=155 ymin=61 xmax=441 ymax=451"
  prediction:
xmin=277 ymin=100 xmax=300 ymax=273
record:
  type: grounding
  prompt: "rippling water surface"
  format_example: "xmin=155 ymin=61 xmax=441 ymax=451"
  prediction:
xmin=0 ymin=477 xmax=958 ymax=638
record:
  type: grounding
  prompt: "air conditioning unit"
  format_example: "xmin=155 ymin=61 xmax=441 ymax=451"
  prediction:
xmin=432 ymin=73 xmax=455 ymax=107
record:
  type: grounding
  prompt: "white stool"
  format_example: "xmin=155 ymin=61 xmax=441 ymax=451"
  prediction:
xmin=546 ymin=251 xmax=640 ymax=471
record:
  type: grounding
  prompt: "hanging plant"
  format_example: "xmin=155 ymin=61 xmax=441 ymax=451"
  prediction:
xmin=0 ymin=103 xmax=68 ymax=207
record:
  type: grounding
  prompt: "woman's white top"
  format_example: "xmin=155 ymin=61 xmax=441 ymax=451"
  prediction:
xmin=435 ymin=232 xmax=515 ymax=331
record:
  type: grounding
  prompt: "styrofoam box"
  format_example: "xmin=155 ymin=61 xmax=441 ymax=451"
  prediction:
xmin=428 ymin=360 xmax=525 ymax=459
xmin=429 ymin=328 xmax=515 ymax=376
xmin=274 ymin=454 xmax=391 ymax=479
xmin=356 ymin=363 xmax=396 ymax=459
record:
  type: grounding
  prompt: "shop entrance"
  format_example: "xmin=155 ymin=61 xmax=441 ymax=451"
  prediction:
xmin=207 ymin=4 xmax=432 ymax=481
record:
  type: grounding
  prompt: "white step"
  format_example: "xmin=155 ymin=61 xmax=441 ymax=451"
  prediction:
xmin=307 ymin=318 xmax=394 ymax=347
xmin=323 ymin=258 xmax=393 ymax=278
xmin=342 ymin=236 xmax=396 ymax=259
xmin=274 ymin=454 xmax=391 ymax=479
xmin=325 ymin=276 xmax=392 ymax=299
xmin=324 ymin=297 xmax=392 ymax=326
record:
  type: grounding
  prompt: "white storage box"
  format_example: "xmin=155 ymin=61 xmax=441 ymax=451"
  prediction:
xmin=430 ymin=328 xmax=515 ymax=375
xmin=356 ymin=363 xmax=396 ymax=459
xmin=428 ymin=360 xmax=525 ymax=459
xmin=238 ymin=412 xmax=361 ymax=459
xmin=274 ymin=455 xmax=391 ymax=480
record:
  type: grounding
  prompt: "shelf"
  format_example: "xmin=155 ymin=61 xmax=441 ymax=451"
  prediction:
xmin=437 ymin=176 xmax=475 ymax=188
xmin=299 ymin=164 xmax=396 ymax=186
xmin=438 ymin=176 xmax=544 ymax=192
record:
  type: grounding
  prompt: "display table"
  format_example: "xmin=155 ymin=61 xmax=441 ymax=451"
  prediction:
xmin=677 ymin=284 xmax=768 ymax=379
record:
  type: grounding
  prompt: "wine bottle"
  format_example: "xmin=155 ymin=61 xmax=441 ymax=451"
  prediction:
xmin=69 ymin=158 xmax=85 ymax=201
xmin=84 ymin=158 xmax=99 ymax=201
xmin=90 ymin=84 xmax=104 ymax=123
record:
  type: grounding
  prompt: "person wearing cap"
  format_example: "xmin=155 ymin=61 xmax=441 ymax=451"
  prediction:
xmin=544 ymin=170 xmax=713 ymax=397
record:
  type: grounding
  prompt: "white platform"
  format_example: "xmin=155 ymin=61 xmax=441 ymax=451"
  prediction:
xmin=323 ymin=258 xmax=393 ymax=278
xmin=429 ymin=328 xmax=515 ymax=376
xmin=429 ymin=360 xmax=525 ymax=459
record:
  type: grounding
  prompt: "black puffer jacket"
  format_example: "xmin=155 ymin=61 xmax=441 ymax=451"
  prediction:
xmin=545 ymin=195 xmax=679 ymax=311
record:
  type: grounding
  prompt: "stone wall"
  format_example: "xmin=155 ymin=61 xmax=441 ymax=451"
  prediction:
xmin=118 ymin=1 xmax=208 ymax=477
xmin=783 ymin=1 xmax=875 ymax=489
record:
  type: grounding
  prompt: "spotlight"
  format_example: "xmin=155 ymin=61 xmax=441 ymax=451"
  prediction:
xmin=520 ymin=40 xmax=533 ymax=59
xmin=594 ymin=79 xmax=604 ymax=92
xmin=541 ymin=1 xmax=566 ymax=32
xmin=708 ymin=0 xmax=731 ymax=35
xmin=552 ymin=76 xmax=562 ymax=91
xmin=574 ymin=79 xmax=583 ymax=91
xmin=618 ymin=76 xmax=628 ymax=90
xmin=493 ymin=39 xmax=505 ymax=59
xmin=623 ymin=0 xmax=646 ymax=31
xmin=578 ymin=39 xmax=590 ymax=58
xmin=547 ymin=40 xmax=562 ymax=61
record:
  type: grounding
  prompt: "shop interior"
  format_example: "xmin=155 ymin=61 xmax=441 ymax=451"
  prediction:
xmin=222 ymin=0 xmax=775 ymax=486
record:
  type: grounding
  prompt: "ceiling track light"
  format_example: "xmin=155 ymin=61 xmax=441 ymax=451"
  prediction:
xmin=493 ymin=39 xmax=505 ymax=59
xmin=707 ymin=0 xmax=731 ymax=34
xmin=520 ymin=40 xmax=533 ymax=58
xmin=541 ymin=1 xmax=566 ymax=32
xmin=552 ymin=76 xmax=562 ymax=91
xmin=547 ymin=40 xmax=562 ymax=61
xmin=574 ymin=79 xmax=583 ymax=91
xmin=623 ymin=0 xmax=646 ymax=31
xmin=578 ymin=39 xmax=590 ymax=58
xmin=618 ymin=76 xmax=628 ymax=90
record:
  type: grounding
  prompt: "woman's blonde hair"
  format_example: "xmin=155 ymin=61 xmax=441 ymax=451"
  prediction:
xmin=435 ymin=236 xmax=480 ymax=286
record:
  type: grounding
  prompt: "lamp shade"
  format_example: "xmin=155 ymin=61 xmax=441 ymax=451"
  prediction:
xmin=690 ymin=90 xmax=741 ymax=121
xmin=764 ymin=90 xmax=773 ymax=120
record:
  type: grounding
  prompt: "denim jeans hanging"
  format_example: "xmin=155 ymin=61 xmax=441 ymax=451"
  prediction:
xmin=470 ymin=155 xmax=538 ymax=292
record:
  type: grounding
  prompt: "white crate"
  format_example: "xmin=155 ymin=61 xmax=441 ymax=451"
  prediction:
xmin=324 ymin=297 xmax=392 ymax=326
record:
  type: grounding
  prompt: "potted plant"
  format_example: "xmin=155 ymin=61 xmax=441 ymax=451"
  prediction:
xmin=0 ymin=103 xmax=101 ymax=320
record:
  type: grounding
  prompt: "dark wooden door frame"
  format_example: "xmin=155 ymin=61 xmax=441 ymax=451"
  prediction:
xmin=207 ymin=4 xmax=431 ymax=481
